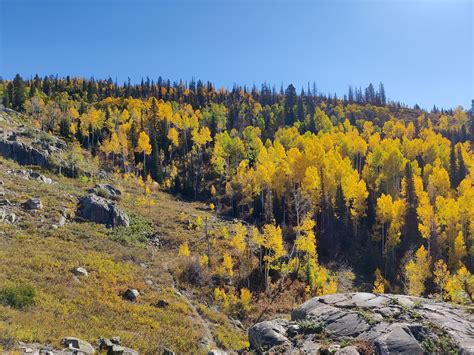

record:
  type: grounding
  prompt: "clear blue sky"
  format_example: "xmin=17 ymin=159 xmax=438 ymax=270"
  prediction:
xmin=0 ymin=0 xmax=472 ymax=109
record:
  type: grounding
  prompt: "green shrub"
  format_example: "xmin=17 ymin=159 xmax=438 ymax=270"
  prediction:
xmin=108 ymin=212 xmax=154 ymax=246
xmin=0 ymin=285 xmax=36 ymax=309
xmin=295 ymin=320 xmax=324 ymax=334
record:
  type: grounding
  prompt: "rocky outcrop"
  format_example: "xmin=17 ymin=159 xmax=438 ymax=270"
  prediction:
xmin=76 ymin=193 xmax=129 ymax=228
xmin=0 ymin=128 xmax=65 ymax=169
xmin=88 ymin=184 xmax=122 ymax=199
xmin=249 ymin=293 xmax=474 ymax=354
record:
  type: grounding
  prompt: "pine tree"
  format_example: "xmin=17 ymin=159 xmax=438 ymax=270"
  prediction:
xmin=12 ymin=74 xmax=26 ymax=110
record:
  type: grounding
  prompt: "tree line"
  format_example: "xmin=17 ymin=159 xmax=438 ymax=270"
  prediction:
xmin=1 ymin=74 xmax=473 ymax=304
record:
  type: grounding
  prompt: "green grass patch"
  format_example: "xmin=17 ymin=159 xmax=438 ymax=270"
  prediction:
xmin=0 ymin=285 xmax=36 ymax=309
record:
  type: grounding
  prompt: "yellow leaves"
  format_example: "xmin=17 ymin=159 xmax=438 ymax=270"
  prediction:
xmin=199 ymin=255 xmax=209 ymax=267
xmin=262 ymin=224 xmax=286 ymax=262
xmin=295 ymin=217 xmax=317 ymax=257
xmin=167 ymin=127 xmax=179 ymax=147
xmin=405 ymin=245 xmax=431 ymax=297
xmin=427 ymin=164 xmax=451 ymax=199
xmin=221 ymin=253 xmax=234 ymax=277
xmin=444 ymin=264 xmax=474 ymax=304
xmin=372 ymin=268 xmax=386 ymax=294
xmin=433 ymin=259 xmax=450 ymax=299
xmin=451 ymin=231 xmax=467 ymax=269
xmin=69 ymin=122 xmax=77 ymax=135
xmin=231 ymin=223 xmax=247 ymax=254
xmin=178 ymin=242 xmax=190 ymax=257
xmin=305 ymin=258 xmax=337 ymax=296
xmin=136 ymin=131 xmax=152 ymax=155
xmin=191 ymin=126 xmax=212 ymax=147
xmin=239 ymin=288 xmax=252 ymax=311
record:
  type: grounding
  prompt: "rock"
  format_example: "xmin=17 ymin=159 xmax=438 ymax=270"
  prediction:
xmin=155 ymin=299 xmax=169 ymax=308
xmin=145 ymin=279 xmax=154 ymax=286
xmin=248 ymin=319 xmax=290 ymax=351
xmin=22 ymin=197 xmax=43 ymax=211
xmin=63 ymin=337 xmax=95 ymax=354
xmin=208 ymin=350 xmax=227 ymax=355
xmin=88 ymin=184 xmax=122 ymax=199
xmin=374 ymin=325 xmax=424 ymax=354
xmin=73 ymin=267 xmax=88 ymax=277
xmin=77 ymin=193 xmax=129 ymax=228
xmin=0 ymin=198 xmax=12 ymax=206
xmin=0 ymin=129 xmax=66 ymax=171
xmin=110 ymin=345 xmax=138 ymax=355
xmin=58 ymin=215 xmax=66 ymax=226
xmin=249 ymin=293 xmax=474 ymax=353
xmin=335 ymin=345 xmax=360 ymax=354
xmin=123 ymin=288 xmax=140 ymax=301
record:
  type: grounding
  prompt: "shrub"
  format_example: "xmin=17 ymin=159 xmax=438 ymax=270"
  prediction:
xmin=179 ymin=259 xmax=205 ymax=286
xmin=108 ymin=212 xmax=154 ymax=246
xmin=0 ymin=285 xmax=36 ymax=309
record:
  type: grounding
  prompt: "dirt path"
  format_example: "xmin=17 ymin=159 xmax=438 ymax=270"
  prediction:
xmin=162 ymin=256 xmax=217 ymax=350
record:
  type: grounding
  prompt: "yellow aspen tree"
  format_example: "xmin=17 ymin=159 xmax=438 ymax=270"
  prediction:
xmin=373 ymin=268 xmax=386 ymax=294
xmin=136 ymin=131 xmax=152 ymax=176
xmin=445 ymin=265 xmax=474 ymax=304
xmin=433 ymin=259 xmax=450 ymax=299
xmin=451 ymin=231 xmax=467 ymax=269
xmin=221 ymin=252 xmax=234 ymax=278
xmin=405 ymin=245 xmax=431 ymax=296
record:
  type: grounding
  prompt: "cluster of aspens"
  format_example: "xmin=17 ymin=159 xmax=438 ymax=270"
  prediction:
xmin=6 ymin=80 xmax=474 ymax=306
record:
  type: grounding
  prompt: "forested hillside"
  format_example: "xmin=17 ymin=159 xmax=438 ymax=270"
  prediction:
xmin=1 ymin=74 xmax=473 ymax=307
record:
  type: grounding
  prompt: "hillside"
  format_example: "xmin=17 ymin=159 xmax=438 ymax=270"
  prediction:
xmin=0 ymin=112 xmax=249 ymax=353
xmin=0 ymin=75 xmax=473 ymax=354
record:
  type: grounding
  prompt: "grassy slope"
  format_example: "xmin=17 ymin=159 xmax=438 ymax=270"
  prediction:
xmin=0 ymin=155 xmax=247 ymax=353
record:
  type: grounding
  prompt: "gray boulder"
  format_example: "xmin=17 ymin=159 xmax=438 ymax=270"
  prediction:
xmin=73 ymin=267 xmax=88 ymax=277
xmin=22 ymin=197 xmax=43 ymax=211
xmin=88 ymin=184 xmax=122 ymax=199
xmin=123 ymin=288 xmax=140 ymax=301
xmin=63 ymin=337 xmax=95 ymax=354
xmin=77 ymin=194 xmax=129 ymax=228
xmin=248 ymin=319 xmax=290 ymax=351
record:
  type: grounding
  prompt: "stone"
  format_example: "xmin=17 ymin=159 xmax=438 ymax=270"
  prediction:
xmin=374 ymin=325 xmax=424 ymax=355
xmin=73 ymin=267 xmax=88 ymax=277
xmin=250 ymin=293 xmax=474 ymax=354
xmin=110 ymin=345 xmax=138 ymax=355
xmin=124 ymin=288 xmax=140 ymax=301
xmin=248 ymin=319 xmax=290 ymax=351
xmin=63 ymin=337 xmax=95 ymax=354
xmin=77 ymin=193 xmax=129 ymax=228
xmin=58 ymin=215 xmax=66 ymax=226
xmin=0 ymin=198 xmax=12 ymax=206
xmin=335 ymin=345 xmax=360 ymax=354
xmin=22 ymin=198 xmax=43 ymax=211
xmin=208 ymin=350 xmax=227 ymax=355
xmin=5 ymin=212 xmax=16 ymax=224
xmin=89 ymin=184 xmax=122 ymax=199
xmin=155 ymin=299 xmax=169 ymax=308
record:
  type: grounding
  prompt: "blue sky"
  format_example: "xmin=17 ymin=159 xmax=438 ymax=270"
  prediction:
xmin=0 ymin=0 xmax=472 ymax=109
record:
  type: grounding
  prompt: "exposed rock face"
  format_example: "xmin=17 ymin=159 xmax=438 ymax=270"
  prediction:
xmin=76 ymin=193 xmax=129 ymax=228
xmin=249 ymin=293 xmax=474 ymax=354
xmin=0 ymin=128 xmax=65 ymax=169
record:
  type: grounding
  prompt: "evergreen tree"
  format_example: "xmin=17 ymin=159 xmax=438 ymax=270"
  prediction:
xmin=12 ymin=74 xmax=26 ymax=110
